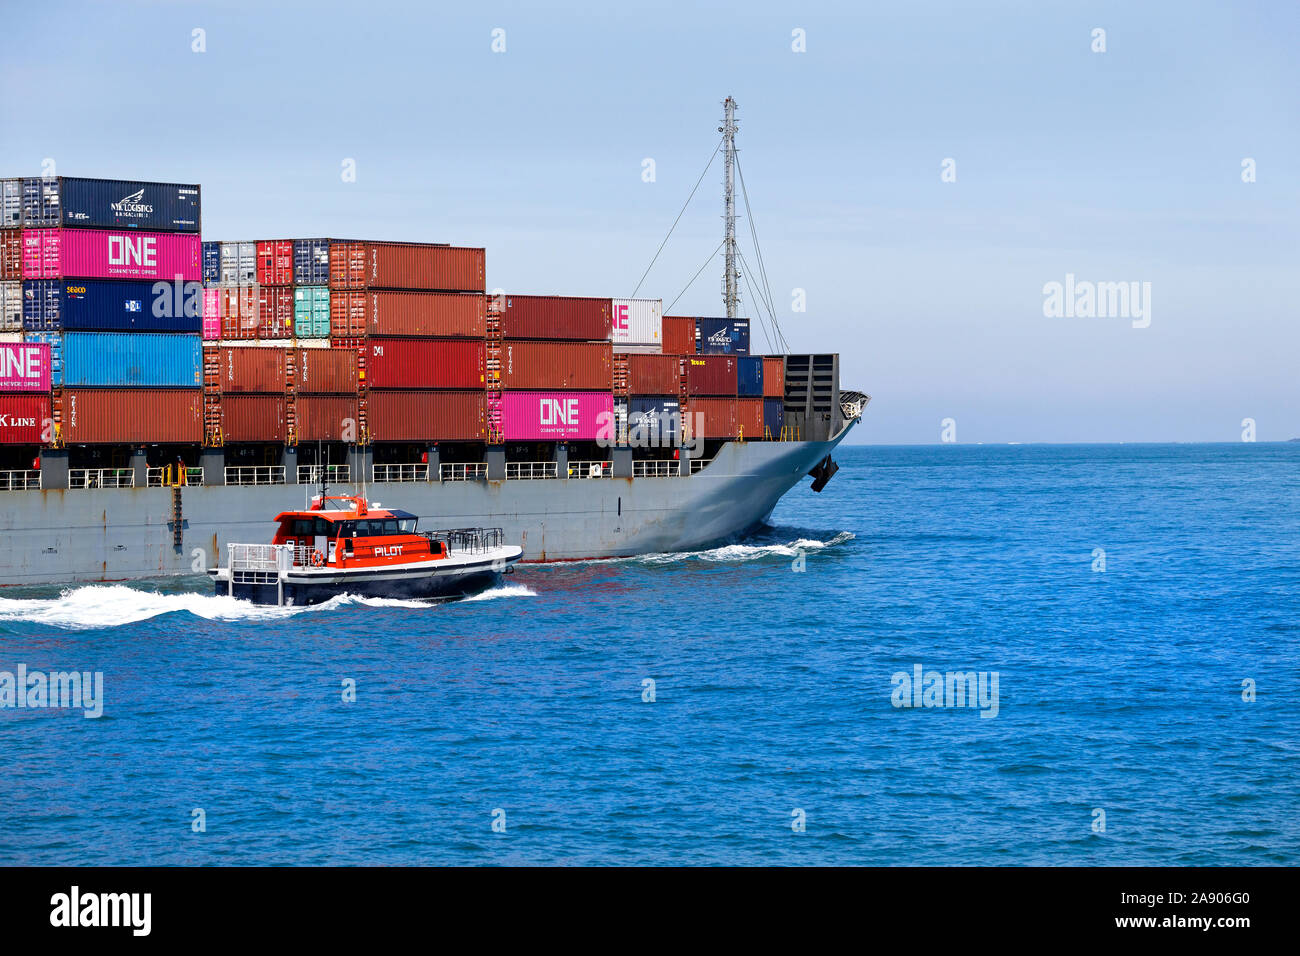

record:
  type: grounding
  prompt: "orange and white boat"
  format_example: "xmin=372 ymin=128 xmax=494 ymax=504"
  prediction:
xmin=208 ymin=494 xmax=523 ymax=606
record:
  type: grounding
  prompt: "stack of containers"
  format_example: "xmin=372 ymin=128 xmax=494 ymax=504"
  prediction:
xmin=1 ymin=180 xmax=21 ymax=341
xmin=762 ymin=356 xmax=785 ymax=439
xmin=203 ymin=240 xmax=255 ymax=341
xmin=496 ymin=295 xmax=613 ymax=442
xmin=294 ymin=345 xmax=358 ymax=442
xmin=14 ymin=177 xmax=203 ymax=444
xmin=217 ymin=346 xmax=287 ymax=443
xmin=0 ymin=339 xmax=51 ymax=449
xmin=329 ymin=241 xmax=488 ymax=442
xmin=292 ymin=239 xmax=332 ymax=340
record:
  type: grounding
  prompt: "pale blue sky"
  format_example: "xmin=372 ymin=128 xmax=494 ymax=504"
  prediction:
xmin=2 ymin=0 xmax=1296 ymax=443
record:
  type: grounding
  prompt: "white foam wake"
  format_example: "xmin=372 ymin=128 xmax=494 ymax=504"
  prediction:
xmin=458 ymin=584 xmax=537 ymax=602
xmin=636 ymin=531 xmax=856 ymax=565
xmin=0 ymin=584 xmax=442 ymax=630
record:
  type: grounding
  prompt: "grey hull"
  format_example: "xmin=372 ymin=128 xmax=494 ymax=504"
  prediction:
xmin=0 ymin=430 xmax=853 ymax=587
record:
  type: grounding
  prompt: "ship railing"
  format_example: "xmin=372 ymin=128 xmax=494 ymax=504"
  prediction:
xmin=225 ymin=466 xmax=287 ymax=486
xmin=69 ymin=468 xmax=135 ymax=489
xmin=0 ymin=469 xmax=41 ymax=491
xmin=506 ymin=461 xmax=558 ymax=480
xmin=373 ymin=463 xmax=428 ymax=483
xmin=147 ymin=466 xmax=205 ymax=487
xmin=690 ymin=458 xmax=715 ymax=474
xmin=226 ymin=543 xmax=312 ymax=584
xmin=566 ymin=460 xmax=612 ymax=479
xmin=425 ymin=527 xmax=505 ymax=555
xmin=298 ymin=464 xmax=350 ymax=484
xmin=441 ymin=463 xmax=487 ymax=482
xmin=632 ymin=460 xmax=676 ymax=478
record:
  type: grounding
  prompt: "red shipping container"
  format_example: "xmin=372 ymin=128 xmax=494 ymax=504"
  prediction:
xmin=329 ymin=291 xmax=367 ymax=337
xmin=256 ymin=240 xmax=294 ymax=286
xmin=368 ymin=390 xmax=487 ymax=442
xmin=218 ymin=287 xmax=259 ymax=339
xmin=363 ymin=291 xmax=486 ymax=338
xmin=63 ymin=389 xmax=202 ymax=444
xmin=499 ymin=295 xmax=611 ymax=341
xmin=662 ymin=315 xmax=696 ymax=355
xmin=220 ymin=347 xmax=286 ymax=393
xmin=295 ymin=395 xmax=358 ymax=441
xmin=221 ymin=393 xmax=286 ymax=442
xmin=366 ymin=338 xmax=485 ymax=389
xmin=685 ymin=355 xmax=737 ymax=396
xmin=500 ymin=341 xmax=612 ymax=390
xmin=329 ymin=241 xmax=485 ymax=292
xmin=762 ymin=356 xmax=785 ymax=398
xmin=627 ymin=353 xmax=680 ymax=395
xmin=684 ymin=398 xmax=738 ymax=439
xmin=295 ymin=348 xmax=357 ymax=394
xmin=0 ymin=393 xmax=51 ymax=444
xmin=258 ymin=286 xmax=294 ymax=339
xmin=736 ymin=397 xmax=764 ymax=439
xmin=0 ymin=231 xmax=21 ymax=281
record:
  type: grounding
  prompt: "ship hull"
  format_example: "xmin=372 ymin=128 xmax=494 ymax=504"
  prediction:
xmin=0 ymin=432 xmax=853 ymax=587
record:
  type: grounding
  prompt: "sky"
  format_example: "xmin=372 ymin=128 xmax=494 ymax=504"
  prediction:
xmin=1 ymin=0 xmax=1296 ymax=443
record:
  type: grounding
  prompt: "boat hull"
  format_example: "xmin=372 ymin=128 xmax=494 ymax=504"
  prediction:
xmin=0 ymin=431 xmax=854 ymax=587
xmin=212 ymin=563 xmax=510 ymax=606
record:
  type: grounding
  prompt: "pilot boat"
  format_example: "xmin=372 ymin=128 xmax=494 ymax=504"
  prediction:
xmin=208 ymin=494 xmax=524 ymax=606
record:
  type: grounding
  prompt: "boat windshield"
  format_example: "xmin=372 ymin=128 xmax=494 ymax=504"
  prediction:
xmin=337 ymin=517 xmax=418 ymax=538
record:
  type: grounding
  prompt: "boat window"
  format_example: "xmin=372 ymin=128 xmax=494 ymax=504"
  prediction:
xmin=397 ymin=517 xmax=417 ymax=533
xmin=338 ymin=521 xmax=357 ymax=538
xmin=292 ymin=518 xmax=314 ymax=537
xmin=314 ymin=518 xmax=332 ymax=536
xmin=382 ymin=519 xmax=399 ymax=534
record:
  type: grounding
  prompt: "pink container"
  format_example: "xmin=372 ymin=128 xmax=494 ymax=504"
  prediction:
xmin=22 ymin=228 xmax=201 ymax=281
xmin=0 ymin=342 xmax=52 ymax=392
xmin=202 ymin=288 xmax=221 ymax=339
xmin=501 ymin=390 xmax=614 ymax=441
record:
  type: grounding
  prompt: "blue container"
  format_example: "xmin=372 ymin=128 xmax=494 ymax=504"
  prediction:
xmin=22 ymin=280 xmax=61 ymax=331
xmin=26 ymin=177 xmax=202 ymax=232
xmin=294 ymin=239 xmax=331 ymax=285
xmin=763 ymin=397 xmax=784 ymax=439
xmin=737 ymin=355 xmax=763 ymax=396
xmin=61 ymin=280 xmax=202 ymax=333
xmin=23 ymin=332 xmax=62 ymax=386
xmin=62 ymin=332 xmax=202 ymax=388
xmin=695 ymin=317 xmax=751 ymax=355
xmin=628 ymin=397 xmax=681 ymax=443
xmin=203 ymin=242 xmax=221 ymax=283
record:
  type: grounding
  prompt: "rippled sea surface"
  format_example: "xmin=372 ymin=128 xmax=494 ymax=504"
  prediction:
xmin=1 ymin=443 xmax=1297 ymax=865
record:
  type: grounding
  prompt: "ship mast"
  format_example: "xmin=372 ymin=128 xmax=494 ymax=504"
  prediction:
xmin=720 ymin=96 xmax=740 ymax=319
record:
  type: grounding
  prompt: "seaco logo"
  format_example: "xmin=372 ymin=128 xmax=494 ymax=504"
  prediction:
xmin=110 ymin=188 xmax=154 ymax=218
xmin=540 ymin=397 xmax=579 ymax=426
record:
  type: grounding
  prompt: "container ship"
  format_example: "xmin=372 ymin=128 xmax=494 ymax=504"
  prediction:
xmin=0 ymin=102 xmax=867 ymax=587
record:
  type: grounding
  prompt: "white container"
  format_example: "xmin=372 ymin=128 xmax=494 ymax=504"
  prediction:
xmin=0 ymin=280 xmax=21 ymax=331
xmin=0 ymin=179 xmax=21 ymax=228
xmin=218 ymin=241 xmax=256 ymax=286
xmin=610 ymin=298 xmax=662 ymax=348
xmin=0 ymin=331 xmax=22 ymax=343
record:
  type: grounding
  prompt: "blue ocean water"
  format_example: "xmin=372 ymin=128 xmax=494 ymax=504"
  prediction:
xmin=0 ymin=443 xmax=1296 ymax=866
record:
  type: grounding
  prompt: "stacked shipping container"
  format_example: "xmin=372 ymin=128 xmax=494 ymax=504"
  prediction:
xmin=0 ymin=340 xmax=51 ymax=445
xmin=0 ymin=176 xmax=204 ymax=445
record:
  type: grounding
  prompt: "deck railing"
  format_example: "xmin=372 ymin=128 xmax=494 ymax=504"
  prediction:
xmin=506 ymin=461 xmax=558 ymax=480
xmin=632 ymin=460 xmax=677 ymax=478
xmin=69 ymin=468 xmax=135 ymax=489
xmin=147 ymin=466 xmax=205 ymax=487
xmin=566 ymin=460 xmax=612 ymax=479
xmin=373 ymin=463 xmax=428 ymax=483
xmin=441 ymin=463 xmax=487 ymax=481
xmin=690 ymin=458 xmax=715 ymax=474
xmin=0 ymin=469 xmax=41 ymax=491
xmin=225 ymin=466 xmax=286 ymax=486
xmin=298 ymin=464 xmax=350 ymax=484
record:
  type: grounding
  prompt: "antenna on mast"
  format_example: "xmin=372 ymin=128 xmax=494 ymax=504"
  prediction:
xmin=720 ymin=96 xmax=740 ymax=319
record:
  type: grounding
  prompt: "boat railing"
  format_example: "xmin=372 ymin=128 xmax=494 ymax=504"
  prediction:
xmin=566 ymin=460 xmax=612 ymax=479
xmin=373 ymin=463 xmax=428 ymax=483
xmin=69 ymin=468 xmax=135 ymax=489
xmin=690 ymin=458 xmax=715 ymax=474
xmin=0 ymin=469 xmax=41 ymax=491
xmin=425 ymin=527 xmax=505 ymax=555
xmin=147 ymin=466 xmax=205 ymax=487
xmin=506 ymin=461 xmax=558 ymax=480
xmin=440 ymin=463 xmax=487 ymax=482
xmin=632 ymin=460 xmax=676 ymax=478
xmin=225 ymin=465 xmax=287 ymax=486
xmin=298 ymin=464 xmax=350 ymax=484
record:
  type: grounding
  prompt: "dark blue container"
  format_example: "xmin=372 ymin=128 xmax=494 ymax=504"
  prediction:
xmin=38 ymin=177 xmax=202 ymax=232
xmin=61 ymin=280 xmax=202 ymax=332
xmin=763 ymin=397 xmax=784 ymax=439
xmin=203 ymin=242 xmax=221 ymax=283
xmin=737 ymin=355 xmax=763 ymax=396
xmin=628 ymin=397 xmax=681 ymax=443
xmin=22 ymin=280 xmax=61 ymax=331
xmin=294 ymin=239 xmax=332 ymax=285
xmin=695 ymin=317 xmax=751 ymax=355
